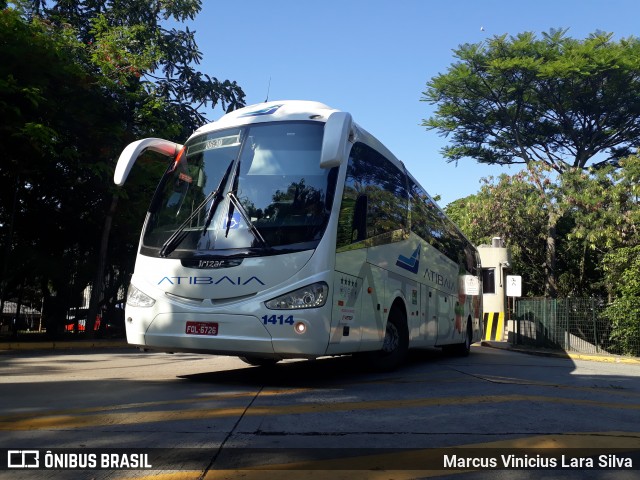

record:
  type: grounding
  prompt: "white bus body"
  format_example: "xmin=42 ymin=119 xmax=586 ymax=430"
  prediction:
xmin=115 ymin=101 xmax=482 ymax=368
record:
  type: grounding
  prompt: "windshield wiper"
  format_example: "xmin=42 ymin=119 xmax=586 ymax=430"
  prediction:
xmin=223 ymin=158 xmax=241 ymax=238
xmin=224 ymin=160 xmax=242 ymax=238
xmin=158 ymin=160 xmax=234 ymax=258
xmin=224 ymin=159 xmax=270 ymax=249
xmin=226 ymin=191 xmax=270 ymax=249
xmin=200 ymin=159 xmax=235 ymax=236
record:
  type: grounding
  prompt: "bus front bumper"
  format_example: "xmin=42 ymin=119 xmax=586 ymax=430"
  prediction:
xmin=125 ymin=312 xmax=329 ymax=359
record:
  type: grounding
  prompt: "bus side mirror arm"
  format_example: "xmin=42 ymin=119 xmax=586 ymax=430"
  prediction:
xmin=320 ymin=112 xmax=353 ymax=169
xmin=114 ymin=138 xmax=183 ymax=186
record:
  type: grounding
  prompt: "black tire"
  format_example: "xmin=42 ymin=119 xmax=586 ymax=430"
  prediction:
xmin=368 ymin=305 xmax=409 ymax=371
xmin=456 ymin=320 xmax=472 ymax=357
xmin=442 ymin=319 xmax=472 ymax=357
xmin=238 ymin=356 xmax=280 ymax=367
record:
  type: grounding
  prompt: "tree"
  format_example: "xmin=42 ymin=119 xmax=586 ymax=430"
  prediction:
xmin=1 ymin=8 xmax=126 ymax=333
xmin=2 ymin=2 xmax=245 ymax=335
xmin=423 ymin=29 xmax=640 ymax=172
xmin=562 ymin=155 xmax=640 ymax=251
xmin=423 ymin=30 xmax=640 ymax=296
xmin=601 ymin=245 xmax=640 ymax=355
xmin=445 ymin=155 xmax=640 ymax=299
xmin=559 ymin=154 xmax=640 ymax=296
xmin=444 ymin=168 xmax=549 ymax=297
xmin=24 ymin=0 xmax=245 ymax=135
xmin=594 ymin=155 xmax=640 ymax=354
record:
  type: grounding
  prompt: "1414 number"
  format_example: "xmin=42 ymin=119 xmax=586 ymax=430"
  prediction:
xmin=262 ymin=314 xmax=294 ymax=325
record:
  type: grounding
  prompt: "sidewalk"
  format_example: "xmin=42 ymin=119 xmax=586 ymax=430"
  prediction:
xmin=481 ymin=340 xmax=640 ymax=365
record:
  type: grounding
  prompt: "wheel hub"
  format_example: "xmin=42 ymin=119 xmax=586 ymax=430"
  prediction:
xmin=382 ymin=322 xmax=399 ymax=353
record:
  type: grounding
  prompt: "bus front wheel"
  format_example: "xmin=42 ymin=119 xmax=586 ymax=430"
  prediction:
xmin=368 ymin=306 xmax=409 ymax=371
xmin=238 ymin=356 xmax=280 ymax=367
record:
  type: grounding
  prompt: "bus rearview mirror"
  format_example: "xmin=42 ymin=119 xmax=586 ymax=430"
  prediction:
xmin=320 ymin=112 xmax=352 ymax=169
xmin=114 ymin=138 xmax=183 ymax=186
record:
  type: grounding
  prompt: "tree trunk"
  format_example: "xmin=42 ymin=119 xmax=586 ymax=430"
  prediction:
xmin=86 ymin=194 xmax=118 ymax=337
xmin=14 ymin=282 xmax=24 ymax=336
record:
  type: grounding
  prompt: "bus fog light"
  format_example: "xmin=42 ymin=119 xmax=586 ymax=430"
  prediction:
xmin=294 ymin=322 xmax=307 ymax=334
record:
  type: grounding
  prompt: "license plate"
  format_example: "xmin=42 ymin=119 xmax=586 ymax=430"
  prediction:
xmin=185 ymin=321 xmax=218 ymax=336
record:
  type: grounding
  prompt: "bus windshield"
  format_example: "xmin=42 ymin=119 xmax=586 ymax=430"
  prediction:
xmin=141 ymin=121 xmax=335 ymax=257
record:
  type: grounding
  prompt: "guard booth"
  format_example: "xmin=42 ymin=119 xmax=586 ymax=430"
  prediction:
xmin=477 ymin=237 xmax=512 ymax=341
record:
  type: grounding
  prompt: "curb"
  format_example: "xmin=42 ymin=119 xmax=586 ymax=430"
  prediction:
xmin=481 ymin=341 xmax=640 ymax=365
xmin=0 ymin=340 xmax=129 ymax=352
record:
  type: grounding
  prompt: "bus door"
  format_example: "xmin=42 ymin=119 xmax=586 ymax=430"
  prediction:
xmin=421 ymin=284 xmax=437 ymax=345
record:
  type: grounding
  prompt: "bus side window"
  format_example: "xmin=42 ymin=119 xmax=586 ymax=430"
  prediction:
xmin=352 ymin=194 xmax=368 ymax=242
xmin=325 ymin=166 xmax=339 ymax=211
xmin=336 ymin=142 xmax=409 ymax=250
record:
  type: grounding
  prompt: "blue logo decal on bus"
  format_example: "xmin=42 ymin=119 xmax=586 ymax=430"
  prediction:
xmin=239 ymin=104 xmax=283 ymax=117
xmin=396 ymin=245 xmax=421 ymax=274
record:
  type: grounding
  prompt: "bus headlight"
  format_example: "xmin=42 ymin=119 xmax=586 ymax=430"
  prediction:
xmin=126 ymin=284 xmax=156 ymax=308
xmin=265 ymin=282 xmax=328 ymax=310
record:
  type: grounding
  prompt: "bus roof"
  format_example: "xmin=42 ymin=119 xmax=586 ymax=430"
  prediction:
xmin=193 ymin=100 xmax=405 ymax=172
xmin=193 ymin=100 xmax=339 ymax=135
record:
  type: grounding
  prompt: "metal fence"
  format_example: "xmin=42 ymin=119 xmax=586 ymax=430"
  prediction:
xmin=1 ymin=287 xmax=92 ymax=335
xmin=513 ymin=297 xmax=640 ymax=357
xmin=1 ymin=300 xmax=43 ymax=334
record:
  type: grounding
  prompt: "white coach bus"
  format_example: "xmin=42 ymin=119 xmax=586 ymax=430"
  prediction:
xmin=114 ymin=100 xmax=483 ymax=369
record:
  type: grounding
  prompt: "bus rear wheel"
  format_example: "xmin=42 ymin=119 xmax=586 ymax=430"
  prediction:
xmin=450 ymin=319 xmax=472 ymax=357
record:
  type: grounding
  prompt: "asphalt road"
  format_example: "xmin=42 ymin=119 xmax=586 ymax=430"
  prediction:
xmin=1 ymin=344 xmax=639 ymax=479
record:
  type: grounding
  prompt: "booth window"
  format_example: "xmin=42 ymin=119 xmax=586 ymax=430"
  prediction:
xmin=482 ymin=268 xmax=496 ymax=294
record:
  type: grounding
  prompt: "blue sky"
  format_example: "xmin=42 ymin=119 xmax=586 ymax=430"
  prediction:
xmin=186 ymin=0 xmax=640 ymax=206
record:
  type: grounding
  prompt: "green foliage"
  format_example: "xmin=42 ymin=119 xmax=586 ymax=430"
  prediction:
xmin=428 ymin=27 xmax=640 ymax=349
xmin=35 ymin=0 xmax=244 ymax=134
xmin=423 ymin=29 xmax=640 ymax=173
xmin=601 ymin=296 xmax=640 ymax=356
xmin=88 ymin=14 xmax=159 ymax=86
xmin=603 ymin=246 xmax=640 ymax=298
xmin=11 ymin=0 xmax=246 ymax=136
xmin=559 ymin=155 xmax=640 ymax=297
xmin=1 ymin=3 xmax=246 ymax=332
xmin=601 ymin=245 xmax=640 ymax=356
xmin=445 ymin=167 xmax=549 ymax=296
xmin=445 ymin=156 xmax=640 ymax=298
xmin=0 ymin=8 xmax=124 ymax=305
xmin=428 ymin=30 xmax=640 ymax=297
xmin=563 ymin=159 xmax=639 ymax=250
